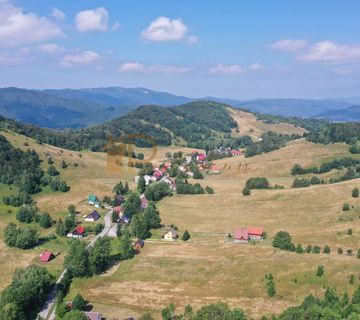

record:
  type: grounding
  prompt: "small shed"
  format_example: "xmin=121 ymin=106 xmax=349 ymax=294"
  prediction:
xmin=39 ymin=250 xmax=54 ymax=262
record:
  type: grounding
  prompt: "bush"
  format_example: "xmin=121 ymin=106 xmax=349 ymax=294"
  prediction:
xmin=348 ymin=228 xmax=353 ymax=235
xmin=316 ymin=266 xmax=324 ymax=277
xmin=272 ymin=231 xmax=295 ymax=251
xmin=350 ymin=274 xmax=356 ymax=285
xmin=312 ymin=245 xmax=321 ymax=254
xmin=323 ymin=245 xmax=331 ymax=254
xmin=352 ymin=188 xmax=359 ymax=198
xmin=343 ymin=203 xmax=350 ymax=211
xmin=295 ymin=244 xmax=304 ymax=253
xmin=72 ymin=293 xmax=86 ymax=310
xmin=305 ymin=245 xmax=312 ymax=253
xmin=347 ymin=249 xmax=353 ymax=256
xmin=205 ymin=186 xmax=214 ymax=194
xmin=245 ymin=177 xmax=270 ymax=189
xmin=310 ymin=176 xmax=321 ymax=185
xmin=242 ymin=186 xmax=251 ymax=196
xmin=292 ymin=178 xmax=310 ymax=188
xmin=338 ymin=248 xmax=343 ymax=254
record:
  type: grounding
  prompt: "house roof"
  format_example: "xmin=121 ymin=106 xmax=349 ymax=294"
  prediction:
xmin=234 ymin=228 xmax=249 ymax=240
xmin=74 ymin=226 xmax=85 ymax=235
xmin=40 ymin=250 xmax=53 ymax=262
xmin=197 ymin=154 xmax=206 ymax=161
xmin=84 ymin=311 xmax=102 ymax=320
xmin=154 ymin=170 xmax=163 ymax=178
xmin=114 ymin=206 xmax=122 ymax=213
xmin=88 ymin=194 xmax=98 ymax=202
xmin=134 ymin=238 xmax=145 ymax=248
xmin=247 ymin=226 xmax=264 ymax=236
xmin=211 ymin=165 xmax=220 ymax=171
xmin=87 ymin=210 xmax=100 ymax=220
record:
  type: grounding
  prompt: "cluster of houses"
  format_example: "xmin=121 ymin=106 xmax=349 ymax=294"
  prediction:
xmin=233 ymin=226 xmax=264 ymax=243
xmin=134 ymin=162 xmax=176 ymax=190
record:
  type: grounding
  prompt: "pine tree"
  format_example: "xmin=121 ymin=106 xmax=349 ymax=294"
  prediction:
xmin=182 ymin=230 xmax=191 ymax=241
xmin=137 ymin=176 xmax=146 ymax=194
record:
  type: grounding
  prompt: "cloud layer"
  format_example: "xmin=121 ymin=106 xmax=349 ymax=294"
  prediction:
xmin=270 ymin=39 xmax=308 ymax=52
xmin=61 ymin=50 xmax=100 ymax=67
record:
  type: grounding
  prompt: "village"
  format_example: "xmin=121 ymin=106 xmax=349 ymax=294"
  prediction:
xmin=36 ymin=146 xmax=256 ymax=320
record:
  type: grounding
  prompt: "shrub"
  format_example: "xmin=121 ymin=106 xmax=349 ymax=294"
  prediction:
xmin=305 ymin=245 xmax=312 ymax=253
xmin=323 ymin=245 xmax=331 ymax=254
xmin=242 ymin=186 xmax=251 ymax=196
xmin=357 ymin=249 xmax=360 ymax=259
xmin=205 ymin=186 xmax=214 ymax=194
xmin=38 ymin=212 xmax=52 ymax=229
xmin=352 ymin=188 xmax=359 ymax=198
xmin=245 ymin=177 xmax=270 ymax=189
xmin=350 ymin=274 xmax=356 ymax=285
xmin=347 ymin=249 xmax=353 ymax=256
xmin=72 ymin=293 xmax=86 ymax=310
xmin=310 ymin=176 xmax=321 ymax=185
xmin=295 ymin=244 xmax=304 ymax=253
xmin=292 ymin=178 xmax=310 ymax=188
xmin=348 ymin=228 xmax=353 ymax=235
xmin=312 ymin=245 xmax=321 ymax=254
xmin=316 ymin=266 xmax=324 ymax=277
xmin=343 ymin=203 xmax=350 ymax=211
xmin=338 ymin=248 xmax=343 ymax=255
xmin=272 ymin=231 xmax=295 ymax=251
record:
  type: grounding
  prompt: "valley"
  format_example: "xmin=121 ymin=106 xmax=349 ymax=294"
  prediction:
xmin=1 ymin=105 xmax=360 ymax=319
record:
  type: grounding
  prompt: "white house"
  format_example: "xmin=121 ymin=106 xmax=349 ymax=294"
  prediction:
xmin=163 ymin=228 xmax=178 ymax=241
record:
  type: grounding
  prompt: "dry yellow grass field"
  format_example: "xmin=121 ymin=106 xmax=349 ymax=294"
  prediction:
xmin=67 ymin=139 xmax=360 ymax=319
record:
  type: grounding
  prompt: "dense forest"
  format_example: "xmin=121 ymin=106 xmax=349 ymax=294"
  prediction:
xmin=0 ymin=101 xmax=238 ymax=150
xmin=0 ymin=134 xmax=69 ymax=206
xmin=307 ymin=122 xmax=360 ymax=144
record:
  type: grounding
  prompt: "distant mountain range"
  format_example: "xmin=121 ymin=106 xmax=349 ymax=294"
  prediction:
xmin=0 ymin=86 xmax=359 ymax=128
xmin=315 ymin=105 xmax=360 ymax=122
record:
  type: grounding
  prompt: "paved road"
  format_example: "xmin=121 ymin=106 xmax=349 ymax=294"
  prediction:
xmin=38 ymin=208 xmax=113 ymax=320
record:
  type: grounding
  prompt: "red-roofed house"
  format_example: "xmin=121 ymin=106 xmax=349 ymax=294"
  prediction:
xmin=247 ymin=226 xmax=264 ymax=240
xmin=67 ymin=226 xmax=85 ymax=239
xmin=211 ymin=165 xmax=221 ymax=173
xmin=39 ymin=251 xmax=54 ymax=262
xmin=231 ymin=149 xmax=242 ymax=156
xmin=114 ymin=206 xmax=123 ymax=215
xmin=234 ymin=228 xmax=249 ymax=241
xmin=197 ymin=154 xmax=206 ymax=162
xmin=153 ymin=170 xmax=163 ymax=180
xmin=234 ymin=227 xmax=263 ymax=242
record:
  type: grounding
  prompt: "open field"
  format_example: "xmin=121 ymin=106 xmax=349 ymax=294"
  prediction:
xmin=229 ymin=108 xmax=307 ymax=139
xmin=66 ymin=139 xmax=360 ymax=319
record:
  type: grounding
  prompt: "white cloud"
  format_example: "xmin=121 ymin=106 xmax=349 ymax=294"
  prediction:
xmin=298 ymin=41 xmax=360 ymax=62
xmin=210 ymin=64 xmax=243 ymax=75
xmin=118 ymin=61 xmax=191 ymax=74
xmin=141 ymin=16 xmax=196 ymax=43
xmin=61 ymin=50 xmax=100 ymax=67
xmin=0 ymin=47 xmax=33 ymax=65
xmin=75 ymin=7 xmax=109 ymax=32
xmin=38 ymin=43 xmax=64 ymax=54
xmin=51 ymin=7 xmax=65 ymax=21
xmin=0 ymin=0 xmax=64 ymax=47
xmin=270 ymin=39 xmax=308 ymax=52
xmin=248 ymin=63 xmax=263 ymax=71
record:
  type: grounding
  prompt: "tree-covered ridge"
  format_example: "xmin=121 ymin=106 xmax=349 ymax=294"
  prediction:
xmin=0 ymin=101 xmax=239 ymax=150
xmin=171 ymin=101 xmax=238 ymax=133
xmin=307 ymin=122 xmax=360 ymax=144
xmin=0 ymin=134 xmax=43 ymax=194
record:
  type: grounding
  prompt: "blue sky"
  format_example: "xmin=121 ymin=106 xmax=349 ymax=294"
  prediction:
xmin=1 ymin=0 xmax=360 ymax=99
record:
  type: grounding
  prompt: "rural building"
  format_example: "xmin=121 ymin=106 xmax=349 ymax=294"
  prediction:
xmin=185 ymin=156 xmax=192 ymax=164
xmin=234 ymin=227 xmax=264 ymax=242
xmin=163 ymin=228 xmax=179 ymax=240
xmin=113 ymin=206 xmax=123 ymax=215
xmin=133 ymin=238 xmax=145 ymax=251
xmin=88 ymin=194 xmax=101 ymax=208
xmin=85 ymin=210 xmax=100 ymax=222
xmin=39 ymin=251 xmax=54 ymax=262
xmin=84 ymin=311 xmax=102 ymax=320
xmin=197 ymin=153 xmax=206 ymax=162
xmin=67 ymin=226 xmax=85 ymax=239
xmin=231 ymin=149 xmax=242 ymax=156
xmin=153 ymin=170 xmax=163 ymax=180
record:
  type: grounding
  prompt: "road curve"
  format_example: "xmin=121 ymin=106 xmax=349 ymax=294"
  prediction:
xmin=38 ymin=208 xmax=113 ymax=320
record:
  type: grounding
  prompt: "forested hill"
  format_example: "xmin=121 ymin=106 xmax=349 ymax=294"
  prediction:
xmin=0 ymin=101 xmax=238 ymax=150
